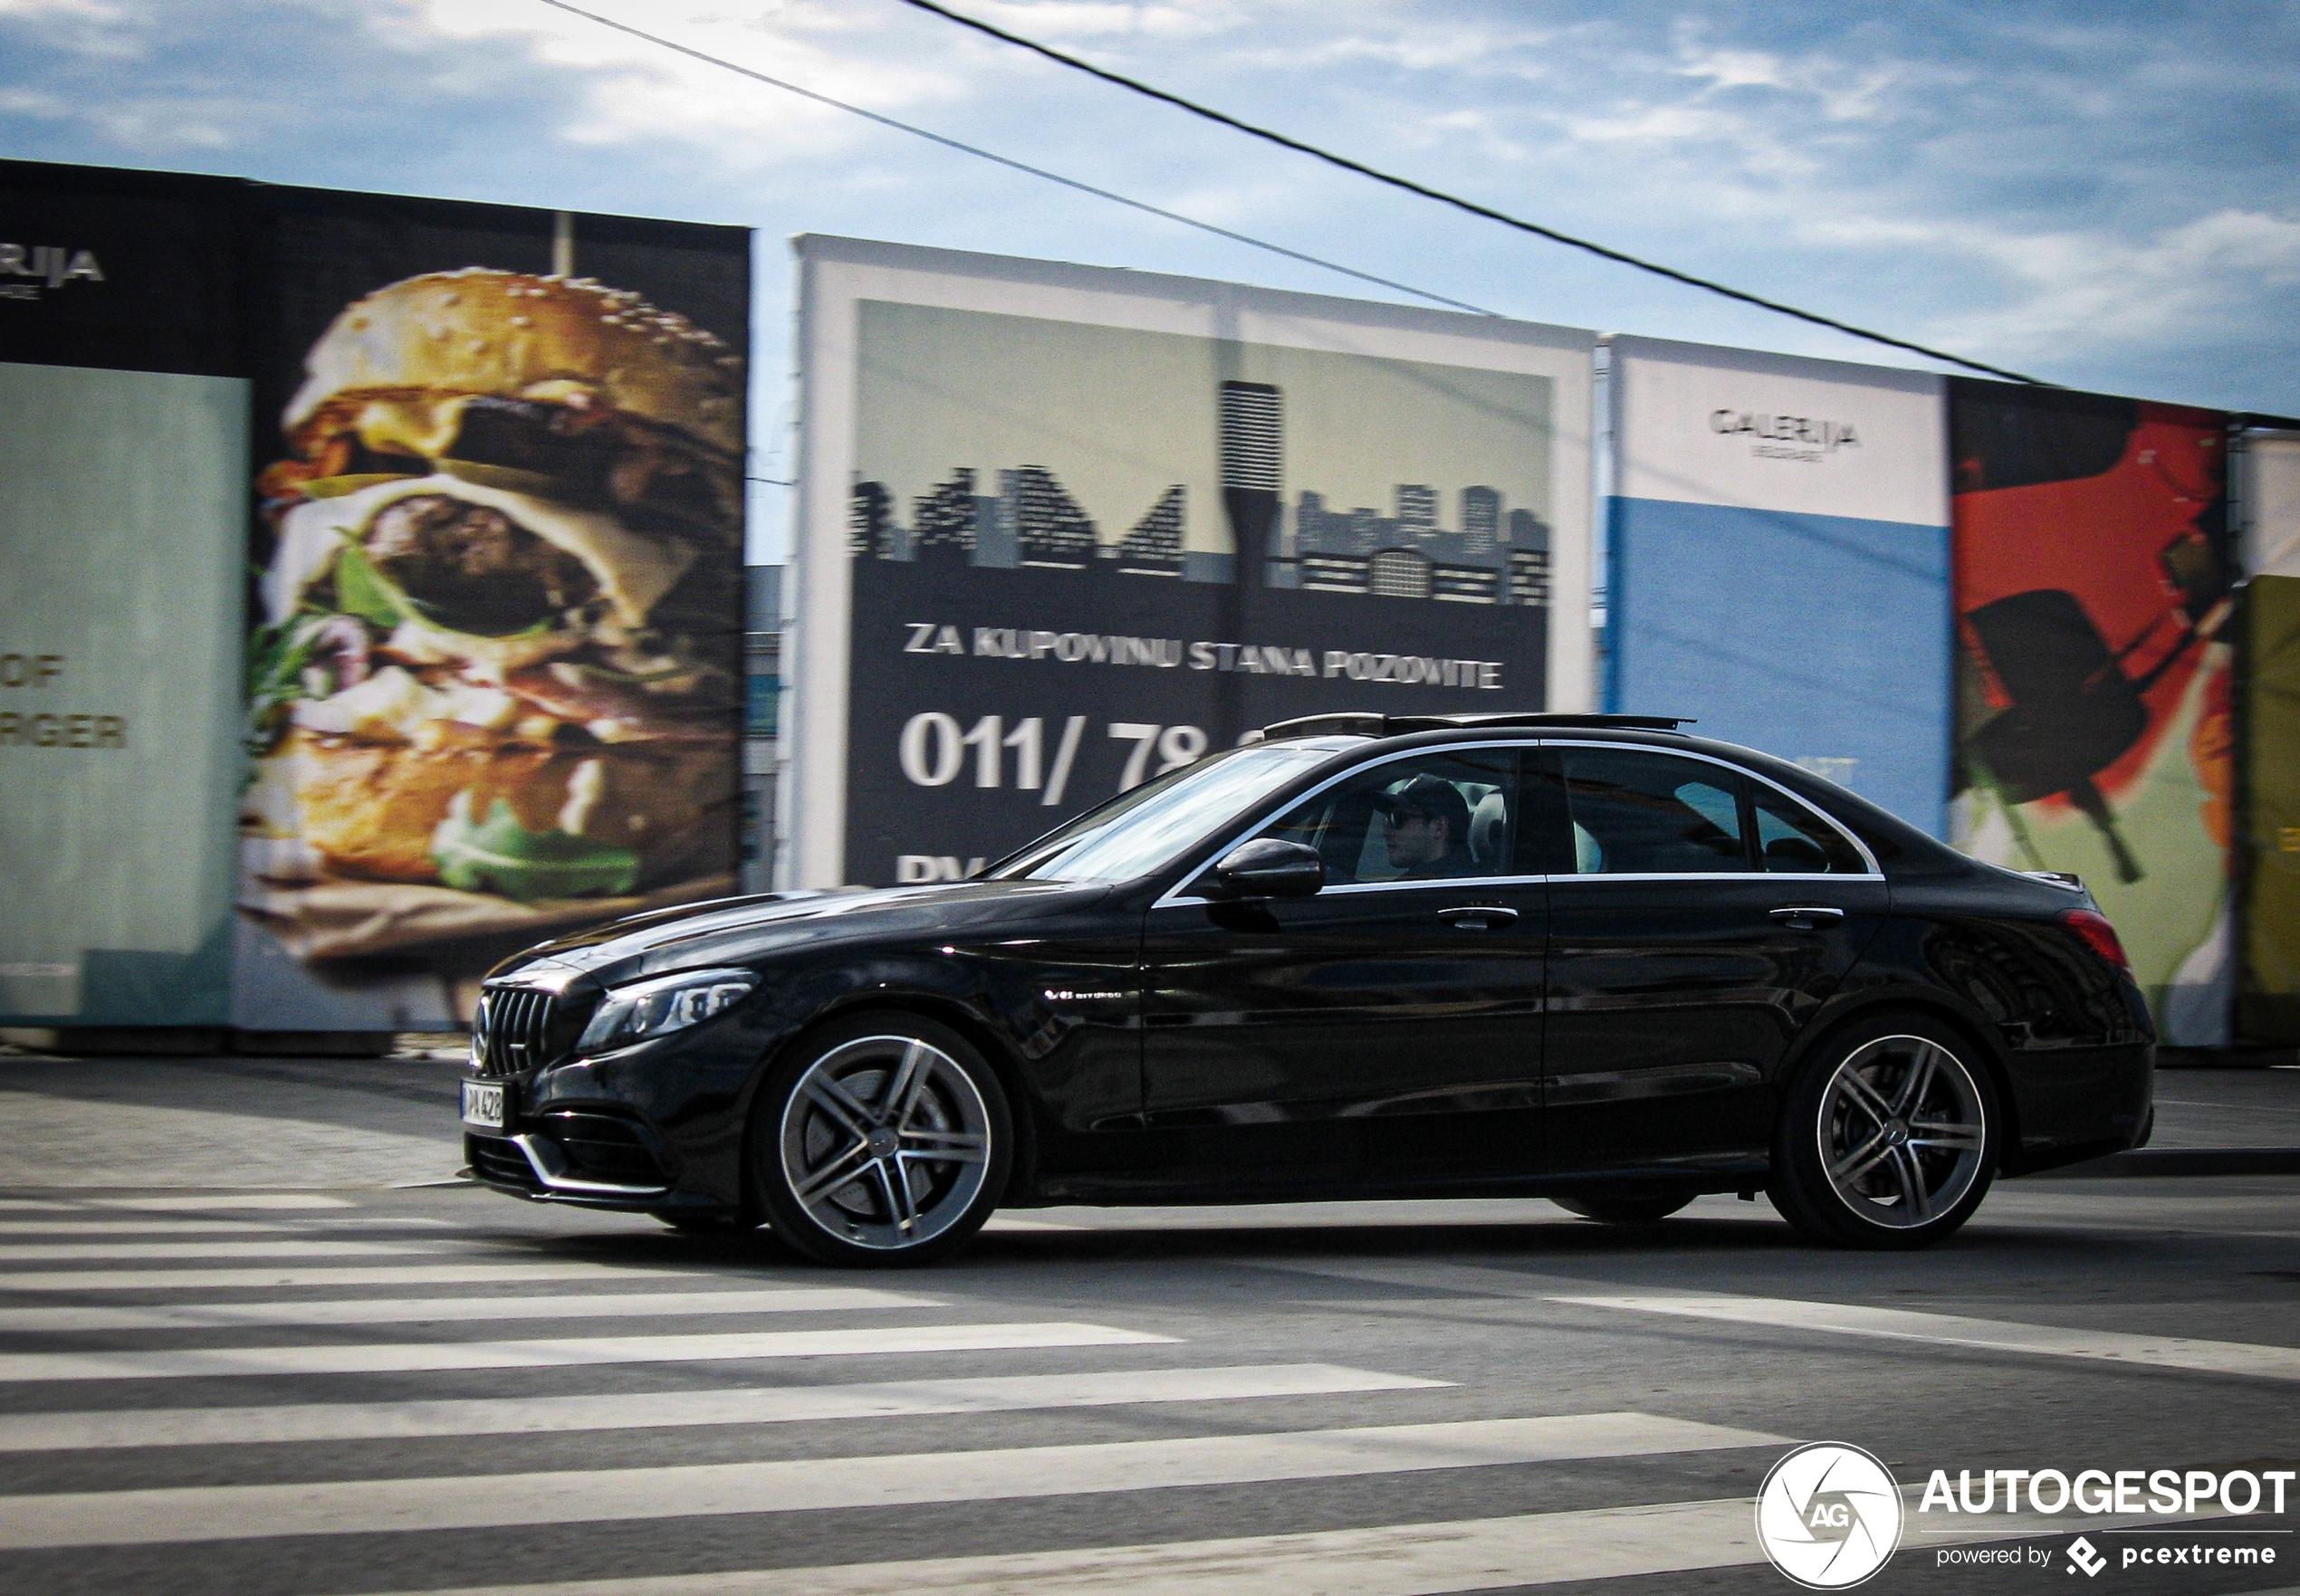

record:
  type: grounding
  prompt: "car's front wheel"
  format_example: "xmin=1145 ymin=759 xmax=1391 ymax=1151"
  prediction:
xmin=751 ymin=1012 xmax=1011 ymax=1266
xmin=1768 ymin=1013 xmax=1999 ymax=1249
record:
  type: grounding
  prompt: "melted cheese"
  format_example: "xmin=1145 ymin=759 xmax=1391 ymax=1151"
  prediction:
xmin=265 ymin=474 xmax=695 ymax=640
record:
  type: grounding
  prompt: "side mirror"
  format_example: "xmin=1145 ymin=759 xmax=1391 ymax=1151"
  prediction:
xmin=1209 ymin=837 xmax=1325 ymax=900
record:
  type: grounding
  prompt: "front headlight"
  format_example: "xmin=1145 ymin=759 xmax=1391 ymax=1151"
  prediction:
xmin=576 ymin=968 xmax=759 ymax=1056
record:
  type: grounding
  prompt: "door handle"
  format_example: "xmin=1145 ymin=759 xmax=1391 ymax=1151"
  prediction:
xmin=1438 ymin=905 xmax=1519 ymax=930
xmin=1770 ymin=904 xmax=1847 ymax=929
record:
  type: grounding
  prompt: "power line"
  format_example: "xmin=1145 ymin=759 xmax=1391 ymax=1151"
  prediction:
xmin=892 ymin=0 xmax=2047 ymax=386
xmin=532 ymin=0 xmax=1502 ymax=318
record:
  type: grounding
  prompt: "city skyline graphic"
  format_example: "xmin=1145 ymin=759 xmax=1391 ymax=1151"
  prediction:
xmin=850 ymin=301 xmax=1557 ymax=606
xmin=853 ymin=379 xmax=1554 ymax=607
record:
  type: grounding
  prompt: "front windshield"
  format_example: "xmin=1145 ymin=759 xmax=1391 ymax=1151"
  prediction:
xmin=986 ymin=738 xmax=1364 ymax=884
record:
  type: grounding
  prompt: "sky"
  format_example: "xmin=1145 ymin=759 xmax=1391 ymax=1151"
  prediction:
xmin=6 ymin=0 xmax=2299 ymax=562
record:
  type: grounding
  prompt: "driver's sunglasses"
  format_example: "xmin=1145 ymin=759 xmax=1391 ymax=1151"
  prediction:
xmin=1382 ymin=809 xmax=1432 ymax=829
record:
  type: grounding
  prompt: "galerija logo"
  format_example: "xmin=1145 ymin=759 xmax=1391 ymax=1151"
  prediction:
xmin=0 ymin=244 xmax=104 ymax=299
xmin=1711 ymin=408 xmax=1861 ymax=452
xmin=1755 ymin=1443 xmax=1905 ymax=1590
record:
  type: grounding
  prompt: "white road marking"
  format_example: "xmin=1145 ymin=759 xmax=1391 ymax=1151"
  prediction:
xmin=336 ymin=1495 xmax=2238 ymax=1596
xmin=0 ymin=1412 xmax=1786 ymax=1549
xmin=0 ymin=1262 xmax=685 ymax=1293
xmin=979 ymin=1218 xmax=1088 ymax=1232
xmin=0 ymin=1364 xmax=1444 ymax=1452
xmin=86 ymin=1196 xmax=356 ymax=1211
xmin=0 ymin=1239 xmax=458 ymax=1262
xmin=1551 ymin=1290 xmax=2300 ymax=1382
xmin=0 ymin=1286 xmax=941 ymax=1333
xmin=0 ymin=1202 xmax=79 ymax=1212
xmin=0 ymin=1219 xmax=462 ymax=1238
xmin=0 ymin=1320 xmax=1175 ymax=1383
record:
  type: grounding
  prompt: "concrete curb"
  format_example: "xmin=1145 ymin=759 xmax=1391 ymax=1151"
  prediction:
xmin=2034 ymin=1147 xmax=2300 ymax=1179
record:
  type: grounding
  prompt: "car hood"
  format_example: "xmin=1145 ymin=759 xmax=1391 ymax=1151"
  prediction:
xmin=489 ymin=878 xmax=1115 ymax=991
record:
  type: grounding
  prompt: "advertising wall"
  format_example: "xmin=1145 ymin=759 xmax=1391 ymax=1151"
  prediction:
xmin=2239 ymin=430 xmax=2300 ymax=578
xmin=0 ymin=162 xmax=248 ymax=1027
xmin=2238 ymin=574 xmax=2300 ymax=1044
xmin=788 ymin=237 xmax=1596 ymax=889
xmin=231 ymin=188 xmax=750 ymax=1029
xmin=1606 ymin=336 xmax=1951 ymax=835
xmin=1950 ymin=380 xmax=2235 ymax=1043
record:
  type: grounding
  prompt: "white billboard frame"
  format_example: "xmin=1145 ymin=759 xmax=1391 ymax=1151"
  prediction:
xmin=786 ymin=234 xmax=1597 ymax=889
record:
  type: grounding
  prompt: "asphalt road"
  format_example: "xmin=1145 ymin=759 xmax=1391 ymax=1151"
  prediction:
xmin=0 ymin=1051 xmax=2295 ymax=1596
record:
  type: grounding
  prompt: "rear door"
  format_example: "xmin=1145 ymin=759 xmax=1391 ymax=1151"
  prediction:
xmin=1530 ymin=741 xmax=1887 ymax=1173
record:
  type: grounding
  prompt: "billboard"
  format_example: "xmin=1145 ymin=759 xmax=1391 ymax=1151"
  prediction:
xmin=233 ymin=188 xmax=750 ymax=1029
xmin=788 ymin=237 xmax=1596 ymax=888
xmin=2238 ymin=574 xmax=2300 ymax=1044
xmin=0 ymin=162 xmax=248 ymax=1027
xmin=1606 ymin=336 xmax=1951 ymax=835
xmin=1950 ymin=380 xmax=2234 ymax=1043
xmin=2238 ymin=430 xmax=2300 ymax=578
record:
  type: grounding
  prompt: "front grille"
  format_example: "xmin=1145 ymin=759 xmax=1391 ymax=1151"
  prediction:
xmin=542 ymin=1111 xmax=669 ymax=1184
xmin=465 ymin=1133 xmax=541 ymax=1190
xmin=474 ymin=986 xmax=557 ymax=1077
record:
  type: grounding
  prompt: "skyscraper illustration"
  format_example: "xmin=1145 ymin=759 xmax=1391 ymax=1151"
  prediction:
xmin=1008 ymin=464 xmax=1097 ymax=569
xmin=1396 ymin=483 xmax=1437 ymax=535
xmin=911 ymin=467 xmax=977 ymax=564
xmin=1219 ymin=380 xmax=1282 ymax=588
xmin=1461 ymin=487 xmax=1500 ymax=555
xmin=849 ymin=479 xmax=891 ymax=558
xmin=1118 ymin=485 xmax=1185 ymax=577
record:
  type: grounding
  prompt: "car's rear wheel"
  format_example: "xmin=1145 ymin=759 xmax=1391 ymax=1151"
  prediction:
xmin=1768 ymin=1013 xmax=1998 ymax=1249
xmin=1552 ymin=1192 xmax=1696 ymax=1225
xmin=751 ymin=1013 xmax=1011 ymax=1267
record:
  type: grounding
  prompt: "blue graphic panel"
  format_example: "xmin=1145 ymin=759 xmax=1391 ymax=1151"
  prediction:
xmin=1607 ymin=496 xmax=1950 ymax=837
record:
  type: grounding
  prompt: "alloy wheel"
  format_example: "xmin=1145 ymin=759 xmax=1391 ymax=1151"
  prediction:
xmin=778 ymin=1034 xmax=993 ymax=1251
xmin=1816 ymin=1034 xmax=1988 ymax=1230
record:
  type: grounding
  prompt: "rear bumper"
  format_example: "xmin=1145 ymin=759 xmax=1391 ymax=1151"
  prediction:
xmin=1999 ymin=1040 xmax=2155 ymax=1178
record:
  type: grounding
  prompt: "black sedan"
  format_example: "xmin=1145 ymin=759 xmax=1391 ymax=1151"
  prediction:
xmin=460 ymin=712 xmax=2154 ymax=1264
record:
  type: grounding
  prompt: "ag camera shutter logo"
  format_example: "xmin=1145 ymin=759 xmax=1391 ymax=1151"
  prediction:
xmin=1756 ymin=1442 xmax=1905 ymax=1589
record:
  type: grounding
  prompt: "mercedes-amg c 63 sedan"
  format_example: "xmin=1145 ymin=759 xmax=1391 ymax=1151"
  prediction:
xmin=461 ymin=712 xmax=2154 ymax=1264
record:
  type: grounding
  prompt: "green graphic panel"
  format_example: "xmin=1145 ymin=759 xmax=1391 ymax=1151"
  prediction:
xmin=2241 ymin=575 xmax=2300 ymax=1042
xmin=0 ymin=361 xmax=246 ymax=1023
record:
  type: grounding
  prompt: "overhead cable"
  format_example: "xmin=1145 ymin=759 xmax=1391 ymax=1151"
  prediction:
xmin=532 ymin=0 xmax=1502 ymax=318
xmin=892 ymin=0 xmax=2046 ymax=385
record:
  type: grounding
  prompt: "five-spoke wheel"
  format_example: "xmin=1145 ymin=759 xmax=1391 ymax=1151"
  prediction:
xmin=1770 ymin=1013 xmax=1998 ymax=1248
xmin=752 ymin=1014 xmax=1011 ymax=1266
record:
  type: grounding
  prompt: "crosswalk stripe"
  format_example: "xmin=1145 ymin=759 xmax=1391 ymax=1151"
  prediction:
xmin=0 ymin=1262 xmax=686 ymax=1292
xmin=344 ymin=1495 xmax=2237 ymax=1596
xmin=359 ymin=1500 xmax=1763 ymax=1596
xmin=1551 ymin=1291 xmax=2300 ymax=1383
xmin=0 ymin=1412 xmax=1787 ymax=1550
xmin=0 ymin=1219 xmax=459 ymax=1237
xmin=0 ymin=1363 xmax=1444 ymax=1452
xmin=86 ymin=1196 xmax=356 ymax=1211
xmin=0 ymin=1239 xmax=456 ymax=1263
xmin=0 ymin=1320 xmax=1175 ymax=1382
xmin=0 ymin=1286 xmax=941 ymax=1333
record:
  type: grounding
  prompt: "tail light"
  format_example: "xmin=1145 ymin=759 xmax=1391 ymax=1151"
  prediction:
xmin=2058 ymin=909 xmax=2132 ymax=977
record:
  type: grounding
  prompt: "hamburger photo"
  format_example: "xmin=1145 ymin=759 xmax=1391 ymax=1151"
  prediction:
xmin=244 ymin=268 xmax=743 ymax=916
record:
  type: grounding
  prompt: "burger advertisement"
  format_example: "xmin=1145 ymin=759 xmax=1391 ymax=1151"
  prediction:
xmin=235 ymin=190 xmax=751 ymax=1029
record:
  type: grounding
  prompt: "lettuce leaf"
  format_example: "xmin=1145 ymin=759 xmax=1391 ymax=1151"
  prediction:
xmin=432 ymin=798 xmax=640 ymax=903
xmin=331 ymin=540 xmax=407 ymax=629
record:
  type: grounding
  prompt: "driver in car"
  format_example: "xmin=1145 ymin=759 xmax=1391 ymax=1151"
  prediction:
xmin=1375 ymin=774 xmax=1476 ymax=879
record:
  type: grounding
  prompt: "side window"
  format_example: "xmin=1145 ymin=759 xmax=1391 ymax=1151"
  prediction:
xmin=1252 ymin=748 xmax=1516 ymax=886
xmin=1751 ymin=786 xmax=1867 ymax=874
xmin=1558 ymin=747 xmax=1752 ymax=874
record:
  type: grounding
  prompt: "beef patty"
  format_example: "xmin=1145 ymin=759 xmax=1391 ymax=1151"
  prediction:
xmin=364 ymin=493 xmax=598 ymax=635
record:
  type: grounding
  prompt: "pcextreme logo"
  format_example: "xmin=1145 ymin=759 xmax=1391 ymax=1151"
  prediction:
xmin=1755 ymin=1442 xmax=1905 ymax=1589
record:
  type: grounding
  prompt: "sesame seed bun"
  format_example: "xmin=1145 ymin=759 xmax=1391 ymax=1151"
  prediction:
xmin=283 ymin=268 xmax=743 ymax=459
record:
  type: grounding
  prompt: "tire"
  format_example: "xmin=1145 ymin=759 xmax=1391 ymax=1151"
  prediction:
xmin=1552 ymin=1192 xmax=1696 ymax=1225
xmin=1768 ymin=1011 xmax=1999 ymax=1249
xmin=749 ymin=1011 xmax=1012 ymax=1267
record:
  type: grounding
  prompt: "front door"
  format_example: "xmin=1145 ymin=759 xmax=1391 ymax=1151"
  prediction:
xmin=1139 ymin=745 xmax=1545 ymax=1190
xmin=1529 ymin=741 xmax=1887 ymax=1175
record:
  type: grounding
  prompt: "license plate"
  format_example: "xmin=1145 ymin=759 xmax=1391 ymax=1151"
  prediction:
xmin=461 ymin=1079 xmax=506 ymax=1130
